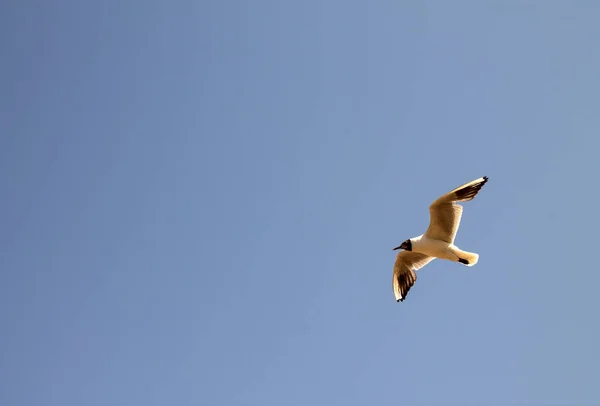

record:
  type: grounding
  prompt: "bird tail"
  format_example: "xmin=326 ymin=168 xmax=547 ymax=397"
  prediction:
xmin=453 ymin=248 xmax=479 ymax=267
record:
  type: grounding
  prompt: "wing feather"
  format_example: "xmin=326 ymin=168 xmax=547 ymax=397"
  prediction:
xmin=393 ymin=251 xmax=435 ymax=302
xmin=424 ymin=176 xmax=488 ymax=243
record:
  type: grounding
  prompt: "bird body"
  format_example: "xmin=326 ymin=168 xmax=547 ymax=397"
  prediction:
xmin=409 ymin=235 xmax=479 ymax=265
xmin=392 ymin=176 xmax=488 ymax=302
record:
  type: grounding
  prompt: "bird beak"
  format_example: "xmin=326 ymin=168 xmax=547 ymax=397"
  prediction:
xmin=393 ymin=241 xmax=407 ymax=251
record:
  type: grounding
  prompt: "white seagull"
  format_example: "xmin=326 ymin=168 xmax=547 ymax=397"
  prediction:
xmin=392 ymin=176 xmax=488 ymax=302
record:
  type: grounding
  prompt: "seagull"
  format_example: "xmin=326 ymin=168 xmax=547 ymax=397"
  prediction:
xmin=392 ymin=176 xmax=488 ymax=302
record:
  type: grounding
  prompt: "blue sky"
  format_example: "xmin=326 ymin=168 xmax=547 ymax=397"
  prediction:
xmin=2 ymin=1 xmax=600 ymax=405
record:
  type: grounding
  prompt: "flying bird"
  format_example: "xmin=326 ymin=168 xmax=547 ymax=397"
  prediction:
xmin=392 ymin=176 xmax=488 ymax=302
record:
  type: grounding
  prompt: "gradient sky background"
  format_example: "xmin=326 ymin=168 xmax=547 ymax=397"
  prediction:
xmin=2 ymin=1 xmax=600 ymax=405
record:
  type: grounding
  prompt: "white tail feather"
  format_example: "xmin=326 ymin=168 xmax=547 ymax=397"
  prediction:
xmin=453 ymin=248 xmax=479 ymax=267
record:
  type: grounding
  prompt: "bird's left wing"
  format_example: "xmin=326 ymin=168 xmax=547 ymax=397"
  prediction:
xmin=393 ymin=251 xmax=435 ymax=302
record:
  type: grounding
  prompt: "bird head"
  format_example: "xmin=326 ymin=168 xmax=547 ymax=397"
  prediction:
xmin=393 ymin=239 xmax=412 ymax=251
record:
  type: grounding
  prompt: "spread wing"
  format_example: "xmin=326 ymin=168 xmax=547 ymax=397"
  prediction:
xmin=393 ymin=251 xmax=435 ymax=302
xmin=424 ymin=176 xmax=488 ymax=244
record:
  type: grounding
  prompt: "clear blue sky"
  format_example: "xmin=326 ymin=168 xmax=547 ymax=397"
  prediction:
xmin=2 ymin=1 xmax=600 ymax=405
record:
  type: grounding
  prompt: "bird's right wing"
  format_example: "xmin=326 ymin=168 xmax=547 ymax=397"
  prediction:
xmin=425 ymin=176 xmax=488 ymax=243
xmin=393 ymin=251 xmax=435 ymax=302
